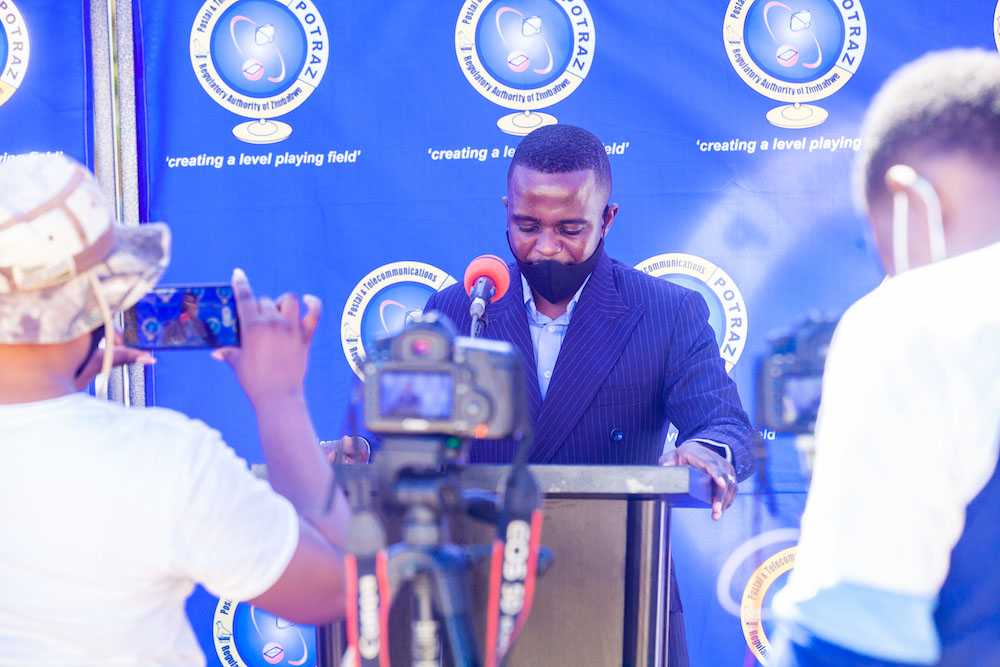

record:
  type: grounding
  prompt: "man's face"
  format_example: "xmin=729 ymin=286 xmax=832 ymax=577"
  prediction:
xmin=182 ymin=294 xmax=199 ymax=316
xmin=504 ymin=166 xmax=616 ymax=265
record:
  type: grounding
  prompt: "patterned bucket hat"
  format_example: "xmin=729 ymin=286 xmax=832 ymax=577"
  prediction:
xmin=0 ymin=153 xmax=170 ymax=344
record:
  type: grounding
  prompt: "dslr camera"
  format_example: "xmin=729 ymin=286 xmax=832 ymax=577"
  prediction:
xmin=362 ymin=311 xmax=522 ymax=446
xmin=755 ymin=314 xmax=840 ymax=434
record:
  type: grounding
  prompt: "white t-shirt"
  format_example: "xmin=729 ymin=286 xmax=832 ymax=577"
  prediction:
xmin=774 ymin=241 xmax=1000 ymax=663
xmin=0 ymin=393 xmax=300 ymax=666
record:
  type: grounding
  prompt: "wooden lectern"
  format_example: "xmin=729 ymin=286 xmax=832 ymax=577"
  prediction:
xmin=318 ymin=464 xmax=711 ymax=667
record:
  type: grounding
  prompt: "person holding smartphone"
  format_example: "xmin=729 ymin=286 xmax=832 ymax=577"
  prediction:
xmin=0 ymin=153 xmax=350 ymax=665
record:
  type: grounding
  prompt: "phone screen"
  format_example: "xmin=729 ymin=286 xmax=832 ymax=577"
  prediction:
xmin=124 ymin=285 xmax=239 ymax=349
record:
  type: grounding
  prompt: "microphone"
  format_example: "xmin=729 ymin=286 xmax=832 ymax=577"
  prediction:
xmin=464 ymin=255 xmax=510 ymax=337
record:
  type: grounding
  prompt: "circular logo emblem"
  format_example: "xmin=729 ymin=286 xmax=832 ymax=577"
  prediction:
xmin=635 ymin=253 xmax=748 ymax=372
xmin=714 ymin=529 xmax=800 ymax=666
xmin=190 ymin=0 xmax=328 ymax=143
xmin=994 ymin=2 xmax=1000 ymax=53
xmin=723 ymin=0 xmax=866 ymax=128
xmin=341 ymin=261 xmax=457 ymax=378
xmin=212 ymin=599 xmax=315 ymax=667
xmin=0 ymin=1 xmax=29 ymax=109
xmin=455 ymin=0 xmax=595 ymax=135
xmin=742 ymin=547 xmax=797 ymax=665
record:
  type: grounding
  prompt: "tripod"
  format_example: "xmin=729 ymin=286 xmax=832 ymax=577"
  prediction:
xmin=333 ymin=435 xmax=543 ymax=667
xmin=386 ymin=470 xmax=486 ymax=666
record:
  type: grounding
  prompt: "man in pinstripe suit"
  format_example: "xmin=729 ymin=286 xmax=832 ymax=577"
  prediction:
xmin=425 ymin=124 xmax=755 ymax=499
xmin=423 ymin=124 xmax=755 ymax=664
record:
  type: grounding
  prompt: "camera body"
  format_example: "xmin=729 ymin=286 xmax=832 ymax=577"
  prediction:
xmin=363 ymin=311 xmax=521 ymax=442
xmin=755 ymin=314 xmax=840 ymax=434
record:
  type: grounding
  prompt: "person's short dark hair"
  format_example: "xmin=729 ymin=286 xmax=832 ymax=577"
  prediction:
xmin=508 ymin=124 xmax=612 ymax=203
xmin=858 ymin=48 xmax=1000 ymax=210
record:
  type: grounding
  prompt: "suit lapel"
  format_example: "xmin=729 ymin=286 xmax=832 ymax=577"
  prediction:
xmin=527 ymin=254 xmax=643 ymax=462
xmin=484 ymin=265 xmax=543 ymax=425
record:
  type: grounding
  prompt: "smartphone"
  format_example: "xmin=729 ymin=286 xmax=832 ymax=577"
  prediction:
xmin=124 ymin=284 xmax=239 ymax=349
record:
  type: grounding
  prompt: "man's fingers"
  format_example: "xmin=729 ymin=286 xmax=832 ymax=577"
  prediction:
xmin=660 ymin=443 xmax=736 ymax=519
xmin=320 ymin=436 xmax=365 ymax=464
xmin=212 ymin=346 xmax=240 ymax=366
xmin=276 ymin=292 xmax=300 ymax=322
xmin=112 ymin=347 xmax=155 ymax=367
xmin=658 ymin=449 xmax=679 ymax=466
xmin=302 ymin=294 xmax=322 ymax=342
xmin=257 ymin=296 xmax=278 ymax=318
xmin=232 ymin=268 xmax=257 ymax=323
xmin=710 ymin=470 xmax=739 ymax=517
xmin=711 ymin=477 xmax=725 ymax=519
xmin=720 ymin=466 xmax=738 ymax=511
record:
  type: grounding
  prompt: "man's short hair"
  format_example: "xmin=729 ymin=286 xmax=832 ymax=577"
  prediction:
xmin=508 ymin=124 xmax=612 ymax=202
xmin=858 ymin=48 xmax=1000 ymax=210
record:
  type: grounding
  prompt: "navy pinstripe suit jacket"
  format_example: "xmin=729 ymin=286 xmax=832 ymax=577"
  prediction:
xmin=423 ymin=252 xmax=756 ymax=480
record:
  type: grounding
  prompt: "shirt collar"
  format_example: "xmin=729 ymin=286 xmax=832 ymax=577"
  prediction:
xmin=521 ymin=273 xmax=591 ymax=323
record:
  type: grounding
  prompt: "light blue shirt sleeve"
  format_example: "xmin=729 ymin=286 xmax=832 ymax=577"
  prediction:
xmin=775 ymin=582 xmax=940 ymax=664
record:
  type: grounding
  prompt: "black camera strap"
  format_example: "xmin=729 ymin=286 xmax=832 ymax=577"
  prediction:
xmin=484 ymin=464 xmax=543 ymax=667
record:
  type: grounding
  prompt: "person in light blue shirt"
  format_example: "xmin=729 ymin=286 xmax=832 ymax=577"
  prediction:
xmin=772 ymin=48 xmax=1000 ymax=667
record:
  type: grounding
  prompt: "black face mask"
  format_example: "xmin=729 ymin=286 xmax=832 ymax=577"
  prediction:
xmin=73 ymin=325 xmax=105 ymax=379
xmin=511 ymin=235 xmax=605 ymax=304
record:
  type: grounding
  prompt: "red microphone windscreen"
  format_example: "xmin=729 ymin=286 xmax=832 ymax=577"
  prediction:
xmin=464 ymin=254 xmax=511 ymax=302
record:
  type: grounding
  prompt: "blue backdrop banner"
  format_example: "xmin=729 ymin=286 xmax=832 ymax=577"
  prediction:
xmin=0 ymin=0 xmax=92 ymax=166
xmin=130 ymin=1 xmax=997 ymax=664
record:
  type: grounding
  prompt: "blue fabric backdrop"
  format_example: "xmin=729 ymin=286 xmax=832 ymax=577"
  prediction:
xmin=127 ymin=1 xmax=1000 ymax=665
xmin=0 ymin=1 xmax=92 ymax=165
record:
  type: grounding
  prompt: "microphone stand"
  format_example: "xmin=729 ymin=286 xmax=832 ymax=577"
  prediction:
xmin=468 ymin=277 xmax=496 ymax=339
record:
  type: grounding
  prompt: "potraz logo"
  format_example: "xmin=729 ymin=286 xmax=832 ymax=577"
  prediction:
xmin=340 ymin=261 xmax=456 ymax=379
xmin=190 ymin=0 xmax=329 ymax=144
xmin=0 ymin=1 xmax=29 ymax=109
xmin=456 ymin=0 xmax=595 ymax=135
xmin=724 ymin=0 xmax=866 ymax=128
xmin=213 ymin=598 xmax=314 ymax=667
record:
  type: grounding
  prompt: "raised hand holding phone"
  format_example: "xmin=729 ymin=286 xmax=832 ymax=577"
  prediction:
xmin=211 ymin=268 xmax=321 ymax=405
xmin=212 ymin=269 xmax=347 ymax=534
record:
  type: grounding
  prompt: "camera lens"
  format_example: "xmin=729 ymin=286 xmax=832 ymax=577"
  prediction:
xmin=411 ymin=338 xmax=433 ymax=357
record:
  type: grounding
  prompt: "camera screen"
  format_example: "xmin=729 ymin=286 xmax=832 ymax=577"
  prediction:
xmin=379 ymin=370 xmax=453 ymax=420
xmin=125 ymin=285 xmax=239 ymax=349
xmin=782 ymin=374 xmax=824 ymax=422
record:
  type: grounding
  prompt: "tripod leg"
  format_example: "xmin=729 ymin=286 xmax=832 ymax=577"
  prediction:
xmin=429 ymin=551 xmax=481 ymax=667
xmin=411 ymin=572 xmax=442 ymax=667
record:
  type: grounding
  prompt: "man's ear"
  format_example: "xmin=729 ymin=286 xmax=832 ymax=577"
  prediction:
xmin=502 ymin=195 xmax=509 ymax=211
xmin=602 ymin=203 xmax=619 ymax=235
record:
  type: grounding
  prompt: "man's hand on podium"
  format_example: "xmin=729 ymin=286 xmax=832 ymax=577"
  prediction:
xmin=659 ymin=441 xmax=738 ymax=520
xmin=320 ymin=435 xmax=371 ymax=464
